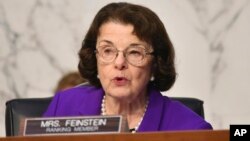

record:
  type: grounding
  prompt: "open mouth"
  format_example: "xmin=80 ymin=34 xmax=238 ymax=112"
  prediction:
xmin=113 ymin=77 xmax=128 ymax=86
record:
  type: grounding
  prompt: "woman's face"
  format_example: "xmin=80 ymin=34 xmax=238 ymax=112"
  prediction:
xmin=96 ymin=21 xmax=154 ymax=101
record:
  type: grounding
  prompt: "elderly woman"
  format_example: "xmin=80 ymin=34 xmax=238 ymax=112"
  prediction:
xmin=44 ymin=2 xmax=212 ymax=132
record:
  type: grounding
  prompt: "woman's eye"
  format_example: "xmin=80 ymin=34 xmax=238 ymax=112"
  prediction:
xmin=102 ymin=47 xmax=115 ymax=55
xmin=104 ymin=49 xmax=112 ymax=53
xmin=129 ymin=50 xmax=141 ymax=55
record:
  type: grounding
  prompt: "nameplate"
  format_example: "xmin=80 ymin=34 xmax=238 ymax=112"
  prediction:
xmin=21 ymin=115 xmax=128 ymax=136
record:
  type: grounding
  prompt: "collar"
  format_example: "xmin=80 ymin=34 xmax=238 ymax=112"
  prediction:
xmin=138 ymin=87 xmax=164 ymax=132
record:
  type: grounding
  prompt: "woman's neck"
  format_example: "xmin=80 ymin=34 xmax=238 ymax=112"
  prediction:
xmin=101 ymin=94 xmax=148 ymax=130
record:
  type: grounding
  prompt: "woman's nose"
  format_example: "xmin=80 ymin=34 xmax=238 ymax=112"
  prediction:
xmin=114 ymin=52 xmax=127 ymax=69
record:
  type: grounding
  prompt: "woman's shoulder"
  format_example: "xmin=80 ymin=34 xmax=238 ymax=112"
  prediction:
xmin=52 ymin=84 xmax=104 ymax=107
xmin=160 ymin=95 xmax=213 ymax=130
xmin=56 ymin=83 xmax=103 ymax=97
xmin=160 ymin=95 xmax=203 ymax=120
xmin=43 ymin=84 xmax=104 ymax=117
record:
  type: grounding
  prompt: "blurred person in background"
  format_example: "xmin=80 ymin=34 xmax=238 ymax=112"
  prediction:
xmin=55 ymin=71 xmax=86 ymax=93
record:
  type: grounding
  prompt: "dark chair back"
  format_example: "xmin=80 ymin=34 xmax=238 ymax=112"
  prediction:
xmin=5 ymin=97 xmax=52 ymax=136
xmin=5 ymin=97 xmax=204 ymax=136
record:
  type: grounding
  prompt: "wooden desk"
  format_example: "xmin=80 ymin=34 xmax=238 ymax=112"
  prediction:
xmin=0 ymin=130 xmax=229 ymax=141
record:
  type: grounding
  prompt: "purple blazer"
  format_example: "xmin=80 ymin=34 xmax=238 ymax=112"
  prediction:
xmin=43 ymin=85 xmax=212 ymax=132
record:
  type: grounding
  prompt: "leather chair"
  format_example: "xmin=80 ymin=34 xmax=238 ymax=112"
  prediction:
xmin=5 ymin=97 xmax=204 ymax=136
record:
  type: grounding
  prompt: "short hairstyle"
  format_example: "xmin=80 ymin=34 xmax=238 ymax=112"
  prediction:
xmin=78 ymin=2 xmax=176 ymax=91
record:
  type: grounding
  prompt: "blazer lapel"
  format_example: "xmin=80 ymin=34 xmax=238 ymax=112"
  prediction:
xmin=138 ymin=88 xmax=164 ymax=132
xmin=78 ymin=87 xmax=104 ymax=115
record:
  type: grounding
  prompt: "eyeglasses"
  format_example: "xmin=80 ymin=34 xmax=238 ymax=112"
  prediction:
xmin=95 ymin=45 xmax=154 ymax=66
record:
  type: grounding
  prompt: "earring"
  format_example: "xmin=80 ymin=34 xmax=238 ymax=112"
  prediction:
xmin=150 ymin=76 xmax=154 ymax=81
xmin=97 ymin=74 xmax=99 ymax=79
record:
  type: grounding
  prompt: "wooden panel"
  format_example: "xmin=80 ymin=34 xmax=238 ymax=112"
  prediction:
xmin=0 ymin=130 xmax=229 ymax=141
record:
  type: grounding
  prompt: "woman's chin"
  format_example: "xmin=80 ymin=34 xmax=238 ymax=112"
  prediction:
xmin=108 ymin=90 xmax=132 ymax=99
